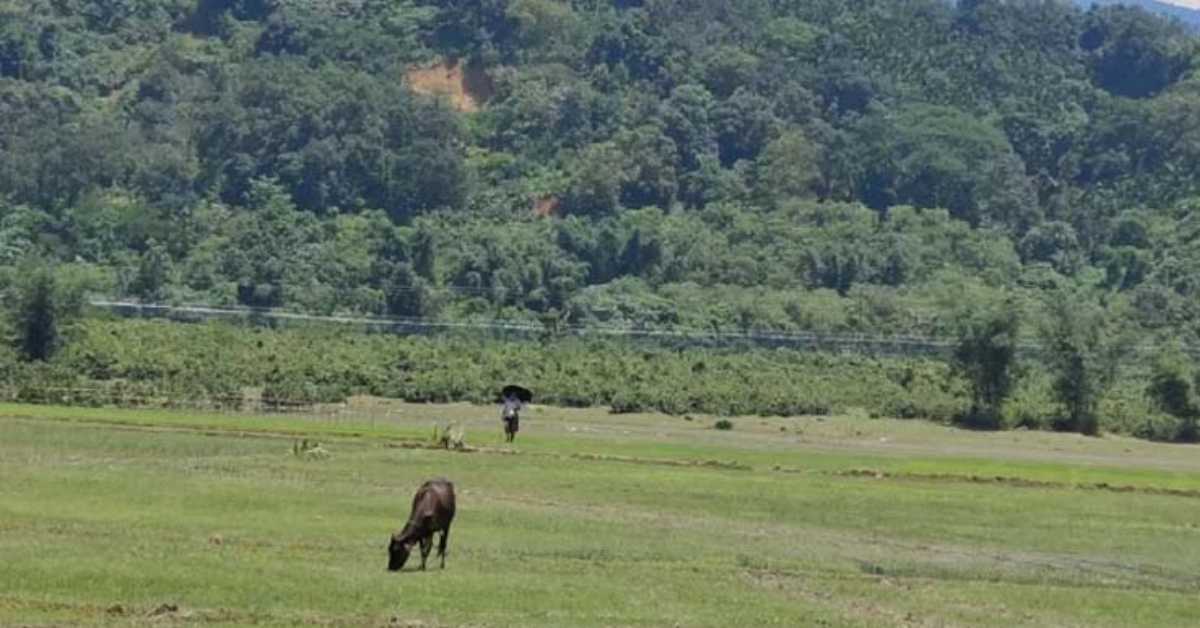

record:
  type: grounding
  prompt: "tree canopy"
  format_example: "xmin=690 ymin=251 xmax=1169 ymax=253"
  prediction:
xmin=0 ymin=0 xmax=1199 ymax=349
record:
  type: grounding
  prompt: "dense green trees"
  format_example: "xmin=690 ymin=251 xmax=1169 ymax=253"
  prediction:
xmin=1081 ymin=4 xmax=1192 ymax=98
xmin=1039 ymin=293 xmax=1133 ymax=435
xmin=1145 ymin=347 xmax=1199 ymax=440
xmin=953 ymin=300 xmax=1021 ymax=429
xmin=855 ymin=105 xmax=1038 ymax=230
xmin=194 ymin=59 xmax=467 ymax=217
xmin=2 ymin=0 xmax=1200 ymax=435
xmin=1 ymin=261 xmax=87 ymax=361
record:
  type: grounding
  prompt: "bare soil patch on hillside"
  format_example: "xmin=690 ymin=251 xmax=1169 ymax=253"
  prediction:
xmin=406 ymin=59 xmax=494 ymax=113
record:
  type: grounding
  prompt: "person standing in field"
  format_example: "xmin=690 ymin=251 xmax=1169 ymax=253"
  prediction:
xmin=499 ymin=385 xmax=531 ymax=443
xmin=501 ymin=395 xmax=522 ymax=442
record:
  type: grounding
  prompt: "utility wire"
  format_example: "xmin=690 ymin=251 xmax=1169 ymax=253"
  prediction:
xmin=89 ymin=299 xmax=1199 ymax=361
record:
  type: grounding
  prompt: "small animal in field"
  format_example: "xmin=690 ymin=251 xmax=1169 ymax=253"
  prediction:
xmin=499 ymin=384 xmax=532 ymax=443
xmin=388 ymin=478 xmax=456 ymax=572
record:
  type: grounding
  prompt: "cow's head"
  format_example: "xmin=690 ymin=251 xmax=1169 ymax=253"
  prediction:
xmin=388 ymin=534 xmax=412 ymax=572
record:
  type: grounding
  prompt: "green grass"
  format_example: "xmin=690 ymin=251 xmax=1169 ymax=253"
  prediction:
xmin=2 ymin=402 xmax=1199 ymax=626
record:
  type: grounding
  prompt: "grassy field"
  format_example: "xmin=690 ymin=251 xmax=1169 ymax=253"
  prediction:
xmin=1 ymin=401 xmax=1199 ymax=627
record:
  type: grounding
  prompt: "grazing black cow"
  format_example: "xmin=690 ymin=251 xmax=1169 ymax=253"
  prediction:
xmin=388 ymin=478 xmax=456 ymax=572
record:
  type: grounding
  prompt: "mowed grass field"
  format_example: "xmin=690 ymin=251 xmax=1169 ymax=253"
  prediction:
xmin=2 ymin=401 xmax=1199 ymax=627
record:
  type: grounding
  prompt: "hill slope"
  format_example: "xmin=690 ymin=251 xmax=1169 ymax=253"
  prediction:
xmin=0 ymin=0 xmax=1199 ymax=345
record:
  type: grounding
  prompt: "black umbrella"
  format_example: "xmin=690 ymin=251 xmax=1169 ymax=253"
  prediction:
xmin=499 ymin=385 xmax=533 ymax=403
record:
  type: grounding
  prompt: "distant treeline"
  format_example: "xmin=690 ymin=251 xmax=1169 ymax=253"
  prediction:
xmin=0 ymin=315 xmax=1194 ymax=443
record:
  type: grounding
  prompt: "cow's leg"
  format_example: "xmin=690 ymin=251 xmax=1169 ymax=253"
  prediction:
xmin=438 ymin=526 xmax=450 ymax=569
xmin=419 ymin=535 xmax=432 ymax=570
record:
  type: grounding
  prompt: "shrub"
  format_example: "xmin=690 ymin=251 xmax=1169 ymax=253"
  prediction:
xmin=291 ymin=439 xmax=330 ymax=460
xmin=1143 ymin=349 xmax=1198 ymax=442
xmin=432 ymin=423 xmax=467 ymax=450
xmin=0 ymin=316 xmax=1186 ymax=443
xmin=1146 ymin=350 xmax=1196 ymax=418
xmin=609 ymin=392 xmax=647 ymax=414
xmin=714 ymin=419 xmax=734 ymax=430
xmin=952 ymin=302 xmax=1020 ymax=429
xmin=1174 ymin=415 xmax=1198 ymax=443
xmin=1038 ymin=295 xmax=1131 ymax=435
xmin=1001 ymin=399 xmax=1051 ymax=431
xmin=1130 ymin=413 xmax=1183 ymax=442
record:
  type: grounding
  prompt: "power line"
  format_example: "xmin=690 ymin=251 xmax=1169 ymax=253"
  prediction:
xmin=88 ymin=299 xmax=1200 ymax=361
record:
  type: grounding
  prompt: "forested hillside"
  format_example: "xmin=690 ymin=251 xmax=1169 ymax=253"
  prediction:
xmin=2 ymin=0 xmax=1200 ymax=347
xmin=1076 ymin=0 xmax=1200 ymax=29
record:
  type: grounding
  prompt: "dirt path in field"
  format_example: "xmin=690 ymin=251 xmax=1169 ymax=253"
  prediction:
xmin=5 ymin=409 xmax=1198 ymax=501
xmin=318 ymin=399 xmax=1200 ymax=475
xmin=0 ymin=594 xmax=438 ymax=626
